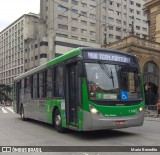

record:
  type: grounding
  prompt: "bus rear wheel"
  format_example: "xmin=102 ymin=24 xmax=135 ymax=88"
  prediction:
xmin=21 ymin=105 xmax=26 ymax=121
xmin=54 ymin=109 xmax=65 ymax=133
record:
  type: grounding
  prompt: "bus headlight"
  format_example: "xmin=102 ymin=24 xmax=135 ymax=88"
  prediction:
xmin=139 ymin=106 xmax=143 ymax=112
xmin=89 ymin=105 xmax=100 ymax=115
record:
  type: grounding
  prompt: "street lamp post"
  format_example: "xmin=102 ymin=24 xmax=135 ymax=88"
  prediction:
xmin=103 ymin=27 xmax=107 ymax=46
xmin=131 ymin=16 xmax=135 ymax=35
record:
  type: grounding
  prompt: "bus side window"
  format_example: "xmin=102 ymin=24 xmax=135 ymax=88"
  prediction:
xmin=33 ymin=74 xmax=36 ymax=98
xmin=39 ymin=72 xmax=44 ymax=98
xmin=46 ymin=68 xmax=53 ymax=98
xmin=54 ymin=65 xmax=64 ymax=98
xmin=30 ymin=76 xmax=33 ymax=98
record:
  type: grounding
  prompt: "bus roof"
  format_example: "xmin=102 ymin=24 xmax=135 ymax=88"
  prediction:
xmin=14 ymin=47 xmax=137 ymax=81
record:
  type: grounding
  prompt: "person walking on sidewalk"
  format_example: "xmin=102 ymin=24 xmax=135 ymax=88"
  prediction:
xmin=0 ymin=99 xmax=6 ymax=109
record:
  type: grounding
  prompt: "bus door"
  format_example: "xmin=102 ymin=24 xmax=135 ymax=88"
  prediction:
xmin=16 ymin=81 xmax=20 ymax=113
xmin=66 ymin=62 xmax=79 ymax=127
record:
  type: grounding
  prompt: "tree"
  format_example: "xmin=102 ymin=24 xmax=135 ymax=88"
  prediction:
xmin=0 ymin=84 xmax=13 ymax=100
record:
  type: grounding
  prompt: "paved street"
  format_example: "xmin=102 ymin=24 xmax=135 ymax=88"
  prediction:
xmin=0 ymin=107 xmax=160 ymax=155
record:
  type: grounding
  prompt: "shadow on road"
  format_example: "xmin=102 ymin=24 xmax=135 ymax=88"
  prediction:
xmin=15 ymin=117 xmax=138 ymax=140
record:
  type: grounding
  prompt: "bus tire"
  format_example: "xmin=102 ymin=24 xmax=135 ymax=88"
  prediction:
xmin=54 ymin=109 xmax=65 ymax=133
xmin=21 ymin=105 xmax=26 ymax=121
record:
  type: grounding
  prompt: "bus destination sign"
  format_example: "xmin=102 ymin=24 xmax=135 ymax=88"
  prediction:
xmin=84 ymin=51 xmax=135 ymax=63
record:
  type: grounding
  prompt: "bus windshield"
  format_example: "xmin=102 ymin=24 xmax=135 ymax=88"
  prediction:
xmin=85 ymin=62 xmax=142 ymax=101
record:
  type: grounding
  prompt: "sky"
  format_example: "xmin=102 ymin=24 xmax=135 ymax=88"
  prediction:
xmin=0 ymin=0 xmax=40 ymax=31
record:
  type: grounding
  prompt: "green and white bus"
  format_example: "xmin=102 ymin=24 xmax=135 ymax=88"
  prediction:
xmin=13 ymin=47 xmax=145 ymax=132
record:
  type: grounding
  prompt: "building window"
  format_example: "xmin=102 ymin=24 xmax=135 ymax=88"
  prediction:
xmin=56 ymin=33 xmax=68 ymax=38
xmin=81 ymin=20 xmax=87 ymax=26
xmin=143 ymin=12 xmax=147 ymax=17
xmin=71 ymin=36 xmax=78 ymax=40
xmin=40 ymin=53 xmax=47 ymax=58
xmin=60 ymin=0 xmax=68 ymax=2
xmin=108 ymin=17 xmax=114 ymax=22
xmin=90 ymin=39 xmax=95 ymax=43
xmin=90 ymin=14 xmax=96 ymax=19
xmin=130 ymin=1 xmax=134 ymax=5
xmin=116 ymin=27 xmax=121 ymax=32
xmin=136 ymin=10 xmax=141 ymax=15
xmin=35 ymin=55 xmax=38 ymax=60
xmin=72 ymin=18 xmax=78 ymax=24
xmin=136 ymin=26 xmax=140 ymax=30
xmin=81 ymin=2 xmax=87 ymax=8
xmin=136 ymin=18 xmax=141 ymax=23
xmin=90 ymin=5 xmax=96 ymax=10
xmin=110 ymin=1 xmax=114 ymax=5
xmin=58 ymin=5 xmax=68 ymax=12
xmin=109 ymin=34 xmax=113 ymax=38
xmin=40 ymin=41 xmax=48 ymax=46
xmin=103 ymin=15 xmax=106 ymax=20
xmin=103 ymin=7 xmax=106 ymax=12
xmin=90 ymin=22 xmax=96 ymax=27
xmin=117 ymin=3 xmax=121 ymax=7
xmin=136 ymin=3 xmax=141 ymax=7
xmin=142 ymin=27 xmax=147 ymax=32
xmin=109 ymin=26 xmax=114 ymax=30
xmin=116 ymin=36 xmax=121 ymax=40
xmin=58 ymin=24 xmax=68 ymax=30
xmin=71 ymin=27 xmax=78 ymax=32
xmin=90 ymin=31 xmax=96 ymax=36
xmin=81 ymin=38 xmax=87 ymax=41
xmin=129 ymin=8 xmax=134 ymax=13
xmin=72 ymin=0 xmax=78 ymax=5
xmin=81 ymin=11 xmax=87 ymax=17
xmin=81 ymin=29 xmax=87 ymax=34
xmin=116 ymin=19 xmax=121 ymax=24
xmin=142 ymin=20 xmax=147 ymax=24
xmin=71 ymin=9 xmax=78 ymax=14
xmin=116 ymin=11 xmax=121 ymax=16
xmin=58 ymin=15 xmax=68 ymax=21
xmin=108 ymin=9 xmax=114 ymax=14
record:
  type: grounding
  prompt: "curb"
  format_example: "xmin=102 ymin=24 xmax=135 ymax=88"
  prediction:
xmin=144 ymin=117 xmax=160 ymax=122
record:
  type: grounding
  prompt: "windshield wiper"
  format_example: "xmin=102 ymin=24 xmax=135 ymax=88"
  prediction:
xmin=98 ymin=61 xmax=114 ymax=88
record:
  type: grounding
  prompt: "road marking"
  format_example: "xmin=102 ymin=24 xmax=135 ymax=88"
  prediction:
xmin=1 ymin=107 xmax=8 ymax=113
xmin=6 ymin=107 xmax=15 ymax=113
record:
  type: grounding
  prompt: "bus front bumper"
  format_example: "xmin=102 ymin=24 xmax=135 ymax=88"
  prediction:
xmin=82 ymin=111 xmax=144 ymax=131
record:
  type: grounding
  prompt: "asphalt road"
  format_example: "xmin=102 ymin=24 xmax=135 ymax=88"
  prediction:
xmin=0 ymin=107 xmax=160 ymax=155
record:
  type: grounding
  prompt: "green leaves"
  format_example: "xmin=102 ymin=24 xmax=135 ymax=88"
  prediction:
xmin=0 ymin=84 xmax=12 ymax=100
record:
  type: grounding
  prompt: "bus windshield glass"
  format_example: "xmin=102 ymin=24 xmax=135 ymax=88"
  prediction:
xmin=85 ymin=62 xmax=142 ymax=101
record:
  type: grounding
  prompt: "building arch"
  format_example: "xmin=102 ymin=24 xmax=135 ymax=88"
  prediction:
xmin=143 ymin=61 xmax=159 ymax=106
xmin=143 ymin=61 xmax=159 ymax=86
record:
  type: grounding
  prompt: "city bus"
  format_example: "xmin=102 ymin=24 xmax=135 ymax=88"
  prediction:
xmin=13 ymin=47 xmax=145 ymax=132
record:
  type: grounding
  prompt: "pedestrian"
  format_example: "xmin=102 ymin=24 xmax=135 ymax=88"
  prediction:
xmin=0 ymin=99 xmax=6 ymax=109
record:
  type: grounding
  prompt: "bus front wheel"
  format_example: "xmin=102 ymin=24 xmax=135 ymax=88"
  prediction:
xmin=54 ymin=109 xmax=65 ymax=133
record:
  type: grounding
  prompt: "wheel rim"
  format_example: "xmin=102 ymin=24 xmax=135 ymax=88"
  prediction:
xmin=55 ymin=114 xmax=61 ymax=127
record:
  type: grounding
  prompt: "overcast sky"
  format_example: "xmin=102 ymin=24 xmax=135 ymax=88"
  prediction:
xmin=0 ymin=0 xmax=40 ymax=31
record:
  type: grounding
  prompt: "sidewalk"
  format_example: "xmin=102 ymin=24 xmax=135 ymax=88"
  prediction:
xmin=145 ymin=116 xmax=160 ymax=122
xmin=144 ymin=108 xmax=160 ymax=122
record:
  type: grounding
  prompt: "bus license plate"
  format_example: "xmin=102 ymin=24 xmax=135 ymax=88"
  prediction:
xmin=115 ymin=120 xmax=126 ymax=125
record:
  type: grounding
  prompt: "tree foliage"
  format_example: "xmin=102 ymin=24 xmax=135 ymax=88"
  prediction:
xmin=0 ymin=84 xmax=12 ymax=100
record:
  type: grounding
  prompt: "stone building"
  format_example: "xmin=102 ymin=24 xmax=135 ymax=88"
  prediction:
xmin=144 ymin=0 xmax=160 ymax=42
xmin=0 ymin=13 xmax=39 ymax=85
xmin=104 ymin=35 xmax=160 ymax=104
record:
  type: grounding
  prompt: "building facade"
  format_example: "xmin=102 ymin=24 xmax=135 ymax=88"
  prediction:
xmin=40 ymin=0 xmax=149 ymax=45
xmin=105 ymin=35 xmax=160 ymax=103
xmin=144 ymin=0 xmax=160 ymax=42
xmin=0 ymin=13 xmax=39 ymax=85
